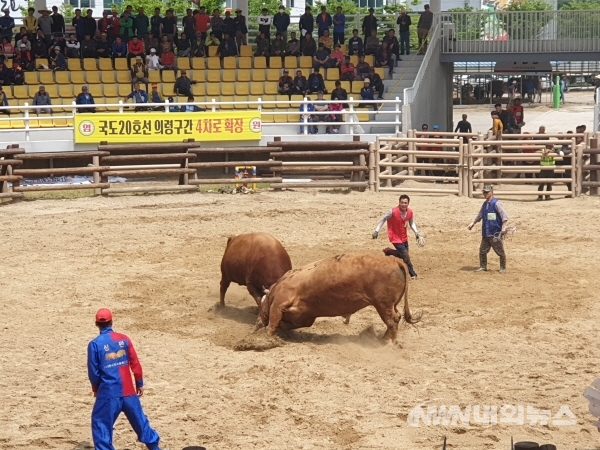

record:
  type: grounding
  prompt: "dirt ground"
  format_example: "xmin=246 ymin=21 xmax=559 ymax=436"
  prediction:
xmin=2 ymin=188 xmax=600 ymax=450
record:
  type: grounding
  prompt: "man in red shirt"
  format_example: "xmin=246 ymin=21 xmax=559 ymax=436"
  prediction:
xmin=372 ymin=194 xmax=422 ymax=279
xmin=194 ymin=6 xmax=211 ymax=43
xmin=508 ymin=96 xmax=524 ymax=131
xmin=127 ymin=35 xmax=145 ymax=65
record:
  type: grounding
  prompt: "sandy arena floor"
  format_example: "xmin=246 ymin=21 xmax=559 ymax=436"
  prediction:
xmin=2 ymin=188 xmax=600 ymax=450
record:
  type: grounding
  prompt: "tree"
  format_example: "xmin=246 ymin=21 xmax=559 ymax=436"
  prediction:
xmin=447 ymin=6 xmax=487 ymax=40
xmin=557 ymin=0 xmax=600 ymax=38
xmin=500 ymin=0 xmax=553 ymax=40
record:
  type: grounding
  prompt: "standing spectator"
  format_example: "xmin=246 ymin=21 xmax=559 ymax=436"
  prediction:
xmin=340 ymin=55 xmax=355 ymax=81
xmin=80 ymin=35 xmax=96 ymax=58
xmin=181 ymin=9 xmax=195 ymax=38
xmin=127 ymin=35 xmax=145 ymax=62
xmin=160 ymin=9 xmax=177 ymax=41
xmin=299 ymin=97 xmax=315 ymax=134
xmin=316 ymin=6 xmax=332 ymax=38
xmin=299 ymin=7 xmax=314 ymax=39
xmin=312 ymin=42 xmax=334 ymax=70
xmin=293 ymin=69 xmax=308 ymax=95
xmin=560 ymin=75 xmax=568 ymax=104
xmin=329 ymin=43 xmax=344 ymax=68
xmin=84 ymin=9 xmax=97 ymax=40
xmin=211 ymin=9 xmax=224 ymax=40
xmin=0 ymin=10 xmax=15 ymax=43
xmin=360 ymin=78 xmax=376 ymax=109
xmin=332 ymin=7 xmax=345 ymax=46
xmin=159 ymin=47 xmax=177 ymax=73
xmin=494 ymin=103 xmax=516 ymax=134
xmin=397 ymin=8 xmax=411 ymax=55
xmin=98 ymin=11 xmax=111 ymax=37
xmin=254 ymin=31 xmax=269 ymax=57
xmin=130 ymin=56 xmax=149 ymax=90
xmin=223 ymin=11 xmax=235 ymax=41
xmin=75 ymin=85 xmax=95 ymax=113
xmin=22 ymin=8 xmax=36 ymax=38
xmin=301 ymin=32 xmax=316 ymax=56
xmin=121 ymin=5 xmax=134 ymax=19
xmin=285 ymin=31 xmax=300 ymax=56
xmin=95 ymin=33 xmax=110 ymax=58
xmin=347 ymin=29 xmax=363 ymax=56
xmin=454 ymin=113 xmax=472 ymax=143
xmin=176 ymin=33 xmax=191 ymax=57
xmin=50 ymin=6 xmax=66 ymax=35
xmin=368 ymin=66 xmax=384 ymax=99
xmin=111 ymin=36 xmax=127 ymax=58
xmin=194 ymin=7 xmax=211 ymax=43
xmin=365 ymin=30 xmax=379 ymax=55
xmin=270 ymin=32 xmax=285 ymax=57
xmin=375 ymin=40 xmax=394 ymax=75
xmin=307 ymin=67 xmax=326 ymax=94
xmin=0 ymin=85 xmax=9 ymax=115
xmin=8 ymin=60 xmax=23 ymax=84
xmin=146 ymin=47 xmax=160 ymax=70
xmin=134 ymin=7 xmax=149 ymax=39
xmin=174 ymin=70 xmax=196 ymax=96
xmin=125 ymin=82 xmax=149 ymax=110
xmin=362 ymin=8 xmax=377 ymax=52
xmin=217 ymin=31 xmax=237 ymax=57
xmin=66 ymin=34 xmax=80 ymax=58
xmin=536 ymin=126 xmax=555 ymax=200
xmin=233 ymin=8 xmax=248 ymax=47
xmin=38 ymin=9 xmax=54 ymax=41
xmin=383 ymin=29 xmax=400 ymax=63
xmin=33 ymin=85 xmax=52 ymax=114
xmin=509 ymin=97 xmax=524 ymax=131
xmin=355 ymin=55 xmax=370 ymax=80
xmin=417 ymin=4 xmax=433 ymax=54
xmin=50 ymin=47 xmax=66 ymax=71
xmin=273 ymin=6 xmax=290 ymax=43
xmin=72 ymin=9 xmax=86 ymax=42
xmin=258 ymin=8 xmax=272 ymax=41
xmin=150 ymin=8 xmax=162 ymax=38
xmin=109 ymin=10 xmax=121 ymax=43
xmin=121 ymin=11 xmax=134 ymax=43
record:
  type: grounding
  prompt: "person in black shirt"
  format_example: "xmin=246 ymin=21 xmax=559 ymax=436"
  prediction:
xmin=51 ymin=6 xmax=65 ymax=35
xmin=347 ymin=29 xmax=362 ymax=56
xmin=454 ymin=114 xmax=472 ymax=132
xmin=161 ymin=9 xmax=177 ymax=41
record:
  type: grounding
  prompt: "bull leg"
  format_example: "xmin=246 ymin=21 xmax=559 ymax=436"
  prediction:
xmin=342 ymin=314 xmax=352 ymax=324
xmin=246 ymin=284 xmax=264 ymax=308
xmin=219 ymin=277 xmax=231 ymax=306
xmin=375 ymin=305 xmax=401 ymax=344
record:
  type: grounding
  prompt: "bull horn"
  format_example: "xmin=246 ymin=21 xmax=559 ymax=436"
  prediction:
xmin=262 ymin=286 xmax=270 ymax=294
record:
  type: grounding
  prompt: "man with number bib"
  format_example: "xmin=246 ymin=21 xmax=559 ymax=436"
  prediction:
xmin=372 ymin=194 xmax=421 ymax=280
xmin=468 ymin=185 xmax=508 ymax=273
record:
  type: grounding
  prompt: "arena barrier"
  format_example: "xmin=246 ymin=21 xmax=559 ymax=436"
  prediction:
xmin=266 ymin=138 xmax=369 ymax=191
xmin=580 ymin=138 xmax=600 ymax=196
xmin=0 ymin=145 xmax=25 ymax=202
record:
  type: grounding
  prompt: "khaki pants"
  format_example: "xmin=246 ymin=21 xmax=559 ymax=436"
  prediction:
xmin=417 ymin=28 xmax=430 ymax=52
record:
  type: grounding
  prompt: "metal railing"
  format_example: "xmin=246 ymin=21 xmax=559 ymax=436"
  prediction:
xmin=441 ymin=10 xmax=600 ymax=54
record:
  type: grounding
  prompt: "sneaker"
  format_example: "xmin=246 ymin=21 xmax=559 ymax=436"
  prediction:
xmin=474 ymin=267 xmax=487 ymax=272
xmin=499 ymin=268 xmax=506 ymax=274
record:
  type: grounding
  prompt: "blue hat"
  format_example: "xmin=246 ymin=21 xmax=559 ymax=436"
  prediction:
xmin=433 ymin=124 xmax=439 ymax=130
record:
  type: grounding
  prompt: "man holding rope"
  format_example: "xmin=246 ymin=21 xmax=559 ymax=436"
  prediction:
xmin=468 ymin=185 xmax=509 ymax=274
xmin=372 ymin=194 xmax=424 ymax=280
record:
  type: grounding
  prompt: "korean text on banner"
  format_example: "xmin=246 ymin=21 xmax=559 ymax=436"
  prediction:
xmin=74 ymin=111 xmax=262 ymax=144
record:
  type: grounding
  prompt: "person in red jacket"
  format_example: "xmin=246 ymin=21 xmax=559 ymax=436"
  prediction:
xmin=127 ymin=35 xmax=145 ymax=65
xmin=372 ymin=194 xmax=422 ymax=279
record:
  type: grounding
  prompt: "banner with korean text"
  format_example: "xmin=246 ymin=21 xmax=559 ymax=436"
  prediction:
xmin=74 ymin=111 xmax=262 ymax=144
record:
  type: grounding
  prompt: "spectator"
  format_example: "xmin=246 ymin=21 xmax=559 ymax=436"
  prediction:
xmin=121 ymin=5 xmax=134 ymax=19
xmin=332 ymin=7 xmax=346 ymax=45
xmin=494 ymin=103 xmax=516 ymax=134
xmin=329 ymin=43 xmax=344 ymax=68
xmin=161 ymin=9 xmax=177 ymax=41
xmin=0 ymin=85 xmax=9 ymax=115
xmin=148 ymin=83 xmax=164 ymax=109
xmin=174 ymin=70 xmax=196 ymax=96
xmin=211 ymin=9 xmax=224 ymax=40
xmin=327 ymin=94 xmax=343 ymax=134
xmin=22 ymin=8 xmax=36 ymax=39
xmin=223 ymin=11 xmax=235 ymax=40
xmin=316 ymin=5 xmax=332 ymax=38
xmin=217 ymin=32 xmax=237 ymax=57
xmin=84 ymin=9 xmax=97 ymax=40
xmin=298 ymin=6 xmax=314 ymax=39
xmin=0 ymin=61 xmax=8 ymax=85
xmin=312 ymin=91 xmax=329 ymax=131
xmin=134 ymin=7 xmax=149 ymax=39
xmin=16 ymin=35 xmax=31 ymax=51
xmin=144 ymin=32 xmax=159 ymax=55
xmin=509 ymin=97 xmax=524 ymax=131
xmin=299 ymin=96 xmax=315 ymax=134
xmin=331 ymin=80 xmax=348 ymax=102
xmin=131 ymin=56 xmax=149 ymax=90
xmin=491 ymin=111 xmax=503 ymax=139
xmin=180 ymin=95 xmax=206 ymax=112
xmin=160 ymin=35 xmax=173 ymax=54
xmin=233 ymin=8 xmax=248 ymax=47
xmin=16 ymin=44 xmax=34 ymax=71
xmin=14 ymin=27 xmax=26 ymax=47
xmin=278 ymin=69 xmax=294 ymax=95
xmin=536 ymin=131 xmax=556 ymax=200
xmin=362 ymin=8 xmax=377 ymax=52
xmin=175 ymin=33 xmax=191 ymax=57
xmin=66 ymin=34 xmax=80 ymax=58
xmin=146 ymin=47 xmax=160 ymax=70
xmin=307 ymin=67 xmax=326 ymax=94
xmin=365 ymin=30 xmax=379 ymax=55
xmin=1 ymin=10 xmax=16 ymax=43
xmin=48 ymin=33 xmax=66 ymax=55
xmin=121 ymin=11 xmax=134 ymax=42
xmin=166 ymin=96 xmax=179 ymax=112
xmin=72 ymin=9 xmax=85 ymax=42
xmin=356 ymin=55 xmax=370 ymax=80
xmin=1 ymin=37 xmax=13 ymax=58
xmin=347 ymin=29 xmax=363 ymax=56
xmin=181 ymin=8 xmax=195 ymax=39
xmin=285 ymin=31 xmax=300 ymax=56
xmin=302 ymin=33 xmax=316 ymax=56
xmin=108 ymin=10 xmax=121 ymax=43
xmin=8 ymin=60 xmax=23 ymax=84
xmin=454 ymin=113 xmax=472 ymax=141
xmin=96 ymin=33 xmax=110 ymax=58
xmin=79 ymin=35 xmax=96 ymax=58
xmin=318 ymin=29 xmax=333 ymax=52
xmin=75 ymin=85 xmax=96 ymax=113
xmin=195 ymin=6 xmax=211 ymax=43
xmin=254 ymin=32 xmax=269 ymax=57
xmin=191 ymin=33 xmax=205 ymax=57
xmin=206 ymin=32 xmax=220 ymax=50
xmin=257 ymin=8 xmax=272 ymax=40
xmin=111 ymin=36 xmax=127 ymax=58
xmin=375 ymin=40 xmax=394 ymax=75
xmin=417 ymin=4 xmax=433 ymax=55
xmin=32 ymin=40 xmax=48 ymax=62
xmin=397 ymin=8 xmax=412 ymax=55
xmin=383 ymin=29 xmax=400 ymax=63
xmin=159 ymin=48 xmax=177 ymax=73
xmin=125 ymin=82 xmax=149 ymax=110
xmin=97 ymin=11 xmax=111 ymax=37
xmin=33 ymin=85 xmax=52 ymax=114
xmin=50 ymin=47 xmax=66 ymax=71
xmin=360 ymin=78 xmax=376 ymax=110
xmin=270 ymin=32 xmax=285 ymax=57
xmin=293 ymin=69 xmax=308 ymax=95
xmin=150 ymin=8 xmax=162 ymax=38
xmin=313 ymin=42 xmax=334 ymax=70
xmin=368 ymin=67 xmax=384 ymax=99
xmin=273 ymin=6 xmax=290 ymax=42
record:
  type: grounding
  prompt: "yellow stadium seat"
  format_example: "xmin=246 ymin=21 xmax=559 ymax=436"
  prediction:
xmin=104 ymin=97 xmax=121 ymax=111
xmin=162 ymin=84 xmax=175 ymax=96
xmin=13 ymin=99 xmax=26 ymax=112
xmin=24 ymin=72 xmax=38 ymax=85
xmin=222 ymin=70 xmax=236 ymax=83
xmin=207 ymin=56 xmax=220 ymax=69
xmin=299 ymin=56 xmax=312 ymax=68
xmin=148 ymin=70 xmax=160 ymax=83
xmin=88 ymin=85 xmax=103 ymax=97
xmin=239 ymin=45 xmax=252 ymax=57
xmin=266 ymin=69 xmax=280 ymax=82
xmin=11 ymin=119 xmax=25 ymax=128
xmin=192 ymin=70 xmax=205 ymax=82
xmin=288 ymin=113 xmax=300 ymax=123
xmin=191 ymin=57 xmax=205 ymax=70
xmin=98 ymin=58 xmax=113 ymax=71
xmin=247 ymin=95 xmax=260 ymax=109
xmin=207 ymin=46 xmax=218 ymax=57
xmin=264 ymin=83 xmax=278 ymax=95
xmin=114 ymin=58 xmax=128 ymax=71
xmin=193 ymin=83 xmax=206 ymax=96
xmin=325 ymin=81 xmax=336 ymax=92
xmin=239 ymin=57 xmax=252 ymax=70
xmin=289 ymin=95 xmax=303 ymax=108
xmin=350 ymin=55 xmax=358 ymax=65
xmin=374 ymin=67 xmax=385 ymax=80
xmin=262 ymin=95 xmax=277 ymax=109
xmin=269 ymin=57 xmax=283 ymax=69
xmin=275 ymin=95 xmax=289 ymax=109
xmin=340 ymin=81 xmax=351 ymax=92
xmin=237 ymin=71 xmax=251 ymax=82
xmin=273 ymin=112 xmax=288 ymax=122
xmin=43 ymin=85 xmax=58 ymax=98
xmin=177 ymin=57 xmax=191 ymax=70
xmin=340 ymin=45 xmax=347 ymax=54
xmin=284 ymin=56 xmax=297 ymax=69
xmin=221 ymin=83 xmax=234 ymax=96
xmin=207 ymin=70 xmax=220 ymax=83
xmin=118 ymin=84 xmax=131 ymax=97
xmin=234 ymin=95 xmax=248 ymax=109
xmin=252 ymin=70 xmax=265 ymax=82
xmin=38 ymin=118 xmax=54 ymax=128
xmin=355 ymin=109 xmax=371 ymax=122
xmin=0 ymin=119 xmax=11 ymax=129
xmin=223 ymin=56 xmax=236 ymax=69
xmin=186 ymin=69 xmax=194 ymax=79
xmin=250 ymin=82 xmax=264 ymax=96
xmin=58 ymin=85 xmax=74 ymax=98
xmin=104 ymin=84 xmax=118 ymax=97
xmin=219 ymin=96 xmax=234 ymax=109
xmin=13 ymin=85 xmax=28 ymax=99
xmin=206 ymin=83 xmax=220 ymax=97
xmin=253 ymin=56 xmax=267 ymax=69
xmin=261 ymin=113 xmax=274 ymax=123
xmin=162 ymin=71 xmax=176 ymax=83
xmin=351 ymin=82 xmax=362 ymax=94
xmin=68 ymin=59 xmax=82 ymax=71
xmin=326 ymin=68 xmax=340 ymax=81
xmin=53 ymin=118 xmax=68 ymax=127
xmin=39 ymin=71 xmax=54 ymax=85
xmin=116 ymin=71 xmax=131 ymax=84
xmin=27 ymin=119 xmax=40 ymax=127
xmin=235 ymin=82 xmax=249 ymax=96
xmin=82 ymin=58 xmax=97 ymax=71
xmin=100 ymin=71 xmax=115 ymax=83
xmin=84 ymin=71 xmax=99 ymax=84
xmin=364 ymin=55 xmax=374 ymax=66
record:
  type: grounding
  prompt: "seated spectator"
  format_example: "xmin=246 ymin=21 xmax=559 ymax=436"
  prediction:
xmin=254 ymin=31 xmax=269 ymax=57
xmin=285 ymin=31 xmax=300 ymax=56
xmin=175 ymin=32 xmax=191 ymax=56
xmin=0 ymin=85 xmax=9 ymax=115
xmin=33 ymin=85 xmax=52 ymax=114
xmin=270 ymin=32 xmax=285 ymax=57
xmin=166 ymin=96 xmax=179 ymax=112
xmin=144 ymin=32 xmax=159 ymax=56
xmin=383 ymin=29 xmax=400 ymax=63
xmin=111 ymin=36 xmax=127 ymax=58
xmin=131 ymin=56 xmax=149 ymax=90
xmin=124 ymin=82 xmax=149 ymax=111
xmin=159 ymin=48 xmax=177 ymax=73
xmin=95 ymin=33 xmax=110 ymax=58
xmin=331 ymin=80 xmax=348 ymax=102
xmin=32 ymin=39 xmax=47 ymax=63
xmin=318 ymin=30 xmax=333 ymax=53
xmin=293 ymin=69 xmax=308 ymax=95
xmin=375 ymin=41 xmax=394 ymax=75
xmin=359 ymin=78 xmax=377 ymax=110
xmin=347 ymin=29 xmax=363 ymax=56
xmin=356 ymin=55 xmax=370 ymax=80
xmin=14 ymin=27 xmax=27 ymax=47
xmin=15 ymin=44 xmax=34 ymax=71
xmin=299 ymin=97 xmax=315 ymax=134
xmin=16 ymin=35 xmax=31 ymax=51
xmin=75 ymin=85 xmax=96 ymax=113
xmin=340 ymin=55 xmax=355 ymax=81
xmin=307 ymin=67 xmax=326 ymax=94
xmin=278 ymin=69 xmax=294 ymax=96
xmin=48 ymin=34 xmax=66 ymax=55
xmin=313 ymin=42 xmax=335 ymax=70
xmin=191 ymin=32 xmax=205 ymax=57
xmin=174 ymin=70 xmax=197 ymax=96
xmin=327 ymin=94 xmax=343 ymax=134
xmin=0 ymin=61 xmax=8 ymax=85
xmin=50 ymin=47 xmax=66 ymax=71
xmin=146 ymin=48 xmax=160 ymax=70
xmin=312 ymin=91 xmax=329 ymax=131
xmin=80 ymin=35 xmax=96 ymax=58
xmin=206 ymin=32 xmax=220 ymax=50
xmin=217 ymin=31 xmax=237 ymax=57
xmin=66 ymin=34 xmax=80 ymax=58
xmin=160 ymin=35 xmax=173 ymax=54
xmin=301 ymin=33 xmax=316 ymax=56
xmin=365 ymin=30 xmax=379 ymax=55
xmin=1 ymin=37 xmax=14 ymax=58
xmin=9 ymin=60 xmax=24 ymax=84
xmin=329 ymin=43 xmax=344 ymax=68
xmin=368 ymin=66 xmax=384 ymax=99
xmin=127 ymin=35 xmax=145 ymax=62
xmin=180 ymin=95 xmax=206 ymax=112
xmin=149 ymin=83 xmax=164 ymax=110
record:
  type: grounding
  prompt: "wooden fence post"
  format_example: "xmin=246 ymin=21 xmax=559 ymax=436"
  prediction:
xmin=590 ymin=138 xmax=599 ymax=196
xmin=368 ymin=142 xmax=375 ymax=192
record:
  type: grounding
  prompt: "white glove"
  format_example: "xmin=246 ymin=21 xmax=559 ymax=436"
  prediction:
xmin=416 ymin=234 xmax=425 ymax=247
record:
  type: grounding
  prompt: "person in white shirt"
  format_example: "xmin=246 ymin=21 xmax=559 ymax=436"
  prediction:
xmin=258 ymin=8 xmax=272 ymax=40
xmin=66 ymin=34 xmax=80 ymax=58
xmin=146 ymin=48 xmax=160 ymax=70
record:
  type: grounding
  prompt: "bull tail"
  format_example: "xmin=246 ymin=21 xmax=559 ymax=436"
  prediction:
xmin=394 ymin=258 xmax=421 ymax=325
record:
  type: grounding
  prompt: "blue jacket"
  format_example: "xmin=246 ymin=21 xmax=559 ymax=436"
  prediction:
xmin=273 ymin=12 xmax=290 ymax=32
xmin=127 ymin=89 xmax=148 ymax=103
xmin=480 ymin=198 xmax=504 ymax=237
xmin=316 ymin=12 xmax=332 ymax=32
xmin=333 ymin=14 xmax=345 ymax=33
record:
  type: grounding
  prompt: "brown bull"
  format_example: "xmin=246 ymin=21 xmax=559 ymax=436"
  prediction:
xmin=220 ymin=232 xmax=292 ymax=307
xmin=259 ymin=252 xmax=419 ymax=343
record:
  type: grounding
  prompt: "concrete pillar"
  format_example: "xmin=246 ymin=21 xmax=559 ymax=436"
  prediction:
xmin=429 ymin=0 xmax=441 ymax=13
xmin=235 ymin=0 xmax=248 ymax=18
xmin=34 ymin=0 xmax=47 ymax=18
